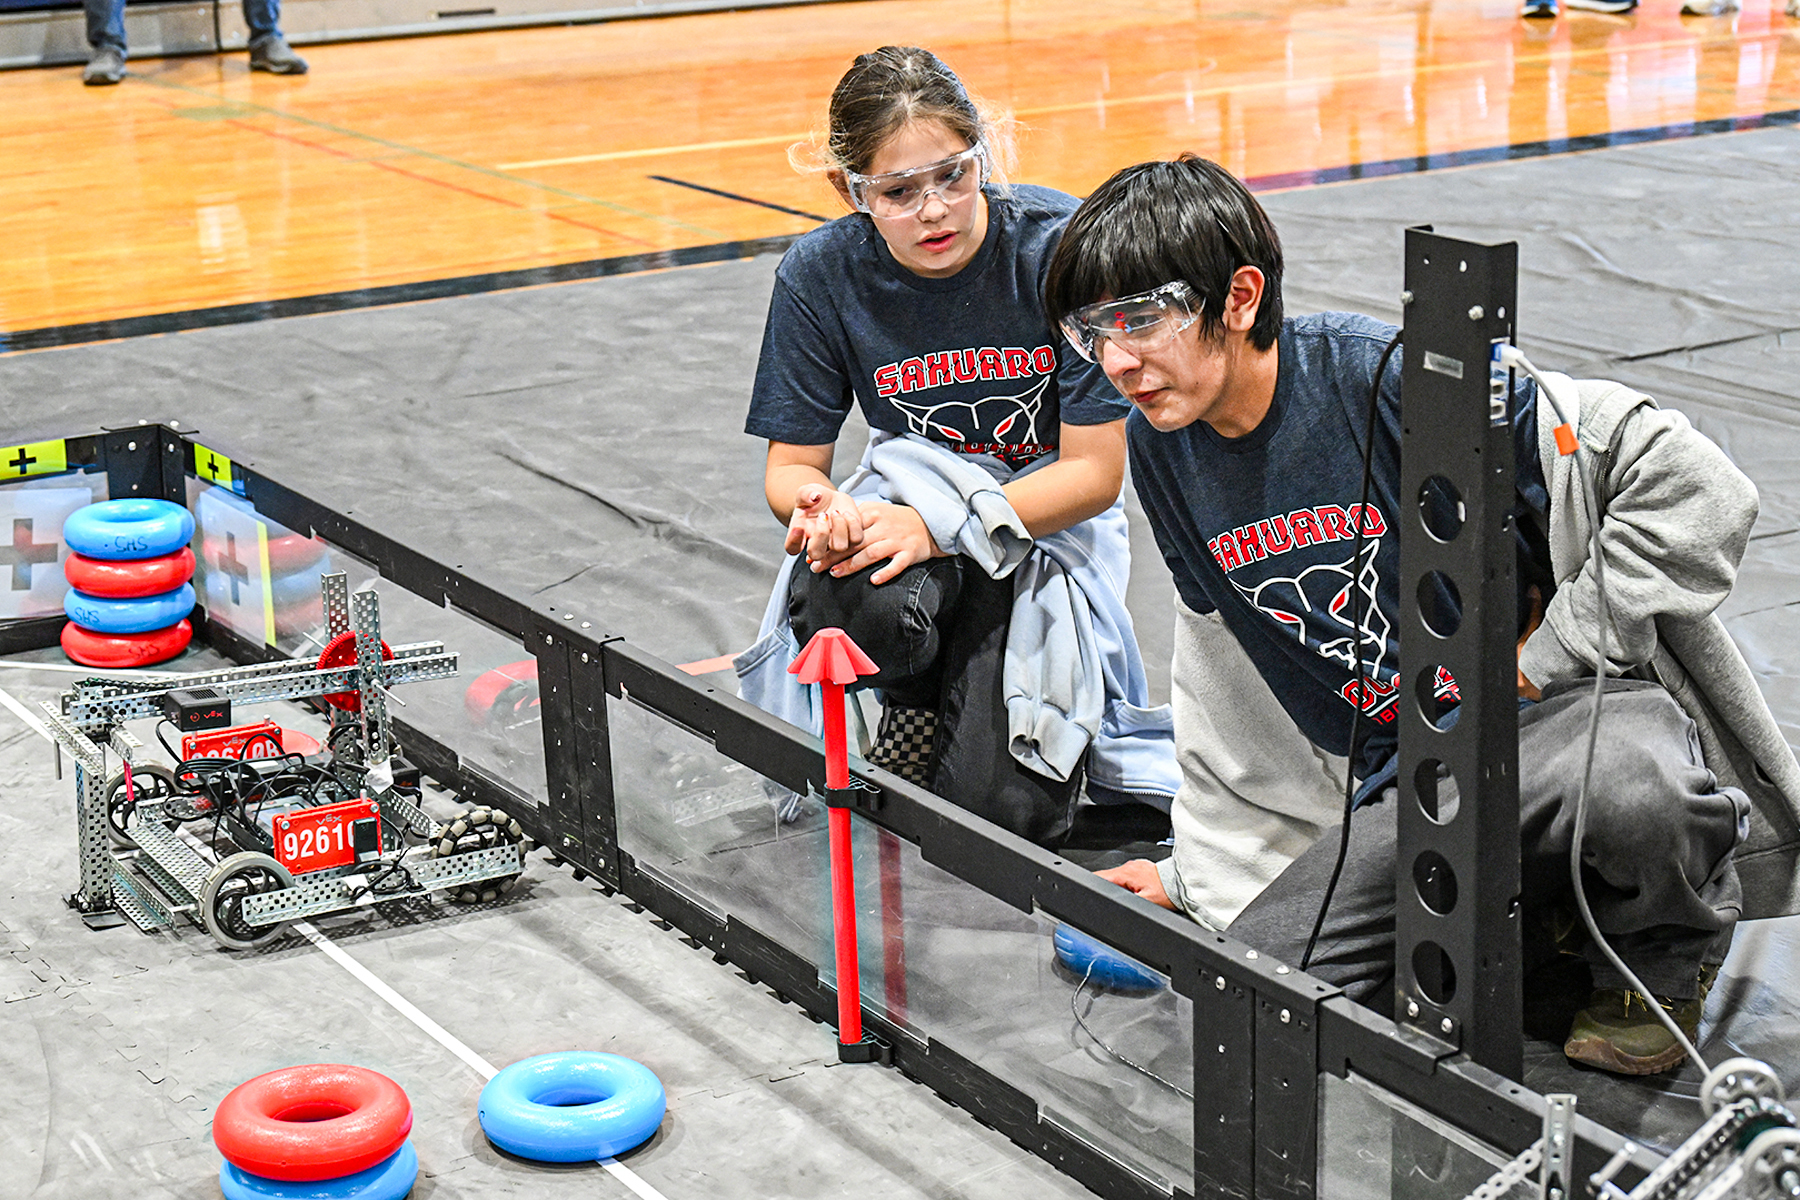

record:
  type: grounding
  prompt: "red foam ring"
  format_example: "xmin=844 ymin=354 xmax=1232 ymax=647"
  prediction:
xmin=212 ymin=1064 xmax=411 ymax=1182
xmin=61 ymin=619 xmax=192 ymax=668
xmin=63 ymin=547 xmax=196 ymax=598
xmin=463 ymin=659 xmax=538 ymax=726
xmin=267 ymin=532 xmax=329 ymax=574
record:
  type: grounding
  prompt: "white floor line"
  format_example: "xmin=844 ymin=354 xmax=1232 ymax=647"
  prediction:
xmin=1 ymin=684 xmax=672 ymax=1199
xmin=0 ymin=685 xmax=53 ymax=742
xmin=294 ymin=920 xmax=673 ymax=1200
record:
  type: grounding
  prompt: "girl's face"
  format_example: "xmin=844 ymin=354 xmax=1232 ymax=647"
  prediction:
xmin=845 ymin=120 xmax=989 ymax=279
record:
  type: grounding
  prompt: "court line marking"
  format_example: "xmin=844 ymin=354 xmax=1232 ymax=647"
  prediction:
xmin=295 ymin=920 xmax=673 ymax=1200
xmin=0 ymin=685 xmax=51 ymax=741
xmin=0 ymin=695 xmax=669 ymax=1198
xmin=126 ymin=75 xmax=726 ymax=240
xmin=500 ymin=133 xmax=804 ymax=170
xmin=492 ymin=30 xmax=1789 ymax=168
xmin=647 ymin=176 xmax=828 ymax=224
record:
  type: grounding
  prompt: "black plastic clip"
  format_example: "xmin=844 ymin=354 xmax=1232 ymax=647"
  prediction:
xmin=823 ymin=777 xmax=882 ymax=812
xmin=837 ymin=1033 xmax=892 ymax=1066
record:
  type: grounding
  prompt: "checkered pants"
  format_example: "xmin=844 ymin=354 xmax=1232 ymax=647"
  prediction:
xmin=868 ymin=704 xmax=936 ymax=786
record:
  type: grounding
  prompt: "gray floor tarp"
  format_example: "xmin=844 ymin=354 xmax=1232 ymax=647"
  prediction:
xmin=2 ymin=122 xmax=1798 ymax=1191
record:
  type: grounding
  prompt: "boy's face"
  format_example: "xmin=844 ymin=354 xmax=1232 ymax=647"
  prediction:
xmin=1092 ymin=265 xmax=1270 ymax=438
xmin=1097 ymin=321 xmax=1227 ymax=433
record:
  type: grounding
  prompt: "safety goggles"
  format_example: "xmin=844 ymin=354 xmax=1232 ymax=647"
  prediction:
xmin=844 ymin=144 xmax=987 ymax=221
xmin=1060 ymin=280 xmax=1204 ymax=363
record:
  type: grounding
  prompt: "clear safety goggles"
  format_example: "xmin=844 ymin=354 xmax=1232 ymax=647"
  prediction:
xmin=1060 ymin=280 xmax=1204 ymax=363
xmin=844 ymin=144 xmax=988 ymax=221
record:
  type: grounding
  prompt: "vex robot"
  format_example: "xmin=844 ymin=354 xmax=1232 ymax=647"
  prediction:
xmin=45 ymin=572 xmax=529 ymax=949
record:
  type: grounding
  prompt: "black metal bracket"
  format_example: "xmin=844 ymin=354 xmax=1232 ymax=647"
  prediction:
xmin=1397 ymin=227 xmax=1524 ymax=1080
xmin=837 ymin=1033 xmax=892 ymax=1066
xmin=824 ymin=779 xmax=882 ymax=812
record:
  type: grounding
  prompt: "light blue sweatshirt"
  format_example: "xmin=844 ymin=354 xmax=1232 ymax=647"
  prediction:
xmin=734 ymin=432 xmax=1179 ymax=813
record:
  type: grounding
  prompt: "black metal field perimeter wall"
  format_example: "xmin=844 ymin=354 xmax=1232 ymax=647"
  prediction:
xmin=3 ymin=421 xmax=1661 ymax=1200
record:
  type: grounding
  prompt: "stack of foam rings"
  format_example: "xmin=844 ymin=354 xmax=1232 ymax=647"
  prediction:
xmin=61 ymin=499 xmax=198 ymax=668
xmin=213 ymin=1065 xmax=418 ymax=1200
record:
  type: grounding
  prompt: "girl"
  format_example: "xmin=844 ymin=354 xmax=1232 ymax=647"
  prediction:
xmin=736 ymin=46 xmax=1177 ymax=843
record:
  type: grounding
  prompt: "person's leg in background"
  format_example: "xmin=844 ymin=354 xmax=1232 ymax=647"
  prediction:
xmin=81 ymin=0 xmax=128 ymax=85
xmin=241 ymin=0 xmax=309 ymax=74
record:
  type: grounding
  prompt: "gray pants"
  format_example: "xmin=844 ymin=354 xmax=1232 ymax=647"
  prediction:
xmin=1229 ymin=679 xmax=1747 ymax=1009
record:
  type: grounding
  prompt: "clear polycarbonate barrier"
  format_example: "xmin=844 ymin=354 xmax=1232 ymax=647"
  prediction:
xmin=1318 ymin=1072 xmax=1530 ymax=1199
xmin=189 ymin=478 xmax=337 ymax=658
xmin=609 ymin=692 xmax=836 ymax=965
xmin=0 ymin=470 xmax=108 ymax=619
xmin=608 ymin=693 xmax=1194 ymax=1193
xmin=188 ymin=479 xmax=549 ymax=812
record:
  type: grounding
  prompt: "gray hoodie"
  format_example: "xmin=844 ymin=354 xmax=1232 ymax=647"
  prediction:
xmin=1157 ymin=374 xmax=1800 ymax=927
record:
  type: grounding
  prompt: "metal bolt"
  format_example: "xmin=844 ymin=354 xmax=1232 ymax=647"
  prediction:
xmin=127 ymin=440 xmax=137 ymax=451
xmin=580 ymin=652 xmax=589 ymax=663
xmin=1406 ymin=1000 xmax=1421 ymax=1018
xmin=563 ymin=612 xmax=574 ymax=620
xmin=1275 ymin=965 xmax=1290 ymax=975
xmin=1215 ymin=975 xmax=1226 ymax=991
xmin=1280 ymin=1009 xmax=1291 ymax=1024
xmin=561 ymin=835 xmax=574 ymax=847
xmin=1218 ymin=1044 xmax=1226 ymax=1054
xmin=1469 ymin=305 xmax=1485 ymax=320
xmin=1441 ymin=1017 xmax=1454 ymax=1034
xmin=1245 ymin=950 xmax=1258 ymax=960
xmin=1401 ymin=290 xmax=1414 ymax=306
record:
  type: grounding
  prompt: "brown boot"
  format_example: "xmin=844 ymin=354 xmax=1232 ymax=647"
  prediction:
xmin=1564 ymin=965 xmax=1717 ymax=1075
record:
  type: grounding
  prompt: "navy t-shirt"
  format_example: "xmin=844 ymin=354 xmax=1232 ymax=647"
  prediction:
xmin=1128 ymin=312 xmax=1552 ymax=775
xmin=747 ymin=185 xmax=1129 ymax=468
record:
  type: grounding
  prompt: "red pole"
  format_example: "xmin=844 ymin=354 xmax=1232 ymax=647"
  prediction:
xmin=822 ymin=679 xmax=863 ymax=1046
xmin=789 ymin=627 xmax=878 ymax=1058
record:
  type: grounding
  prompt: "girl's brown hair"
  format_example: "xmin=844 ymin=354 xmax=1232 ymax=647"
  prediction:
xmin=792 ymin=46 xmax=1013 ymax=181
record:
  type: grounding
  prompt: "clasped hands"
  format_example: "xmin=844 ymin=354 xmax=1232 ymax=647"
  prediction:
xmin=785 ymin=483 xmax=948 ymax=586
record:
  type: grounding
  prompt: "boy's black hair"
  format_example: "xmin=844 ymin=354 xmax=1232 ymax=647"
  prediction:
xmin=1044 ymin=154 xmax=1284 ymax=352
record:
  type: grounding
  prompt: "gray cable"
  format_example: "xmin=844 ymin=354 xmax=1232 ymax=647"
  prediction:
xmin=1502 ymin=347 xmax=1710 ymax=1081
xmin=1070 ymin=965 xmax=1195 ymax=1100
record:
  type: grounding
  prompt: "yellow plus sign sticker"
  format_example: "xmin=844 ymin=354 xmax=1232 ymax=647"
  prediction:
xmin=192 ymin=442 xmax=239 ymax=492
xmin=0 ymin=440 xmax=66 ymax=480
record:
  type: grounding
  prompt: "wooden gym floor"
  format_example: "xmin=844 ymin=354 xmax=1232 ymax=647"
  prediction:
xmin=1 ymin=0 xmax=1797 ymax=339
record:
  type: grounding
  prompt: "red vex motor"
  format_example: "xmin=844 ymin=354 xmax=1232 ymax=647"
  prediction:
xmin=183 ymin=718 xmax=285 ymax=761
xmin=271 ymin=798 xmax=381 ymax=875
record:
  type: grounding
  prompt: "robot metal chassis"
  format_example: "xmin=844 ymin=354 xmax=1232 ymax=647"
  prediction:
xmin=45 ymin=572 xmax=527 ymax=949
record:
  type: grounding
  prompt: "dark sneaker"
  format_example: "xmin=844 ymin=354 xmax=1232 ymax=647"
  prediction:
xmin=1565 ymin=0 xmax=1637 ymax=11
xmin=1521 ymin=0 xmax=1559 ymax=17
xmin=1564 ymin=965 xmax=1716 ymax=1076
xmin=82 ymin=46 xmax=126 ymax=85
xmin=249 ymin=35 xmax=309 ymax=74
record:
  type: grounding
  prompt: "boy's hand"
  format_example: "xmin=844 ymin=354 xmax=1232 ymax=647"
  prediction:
xmin=1097 ymin=859 xmax=1177 ymax=911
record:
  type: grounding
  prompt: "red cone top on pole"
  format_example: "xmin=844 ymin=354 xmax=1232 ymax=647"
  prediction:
xmin=788 ymin=627 xmax=878 ymax=686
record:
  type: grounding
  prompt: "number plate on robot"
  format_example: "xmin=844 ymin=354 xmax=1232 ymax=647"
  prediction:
xmin=183 ymin=718 xmax=285 ymax=761
xmin=272 ymin=798 xmax=380 ymax=875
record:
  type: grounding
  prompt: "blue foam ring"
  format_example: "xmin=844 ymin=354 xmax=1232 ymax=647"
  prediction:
xmin=219 ymin=1141 xmax=418 ymax=1200
xmin=479 ymin=1051 xmax=666 ymax=1163
xmin=270 ymin=554 xmax=331 ymax=609
xmin=62 ymin=499 xmax=195 ymax=561
xmin=1053 ymin=924 xmax=1167 ymax=993
xmin=64 ymin=582 xmax=196 ymax=634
